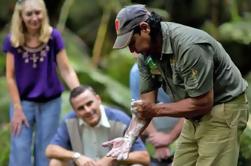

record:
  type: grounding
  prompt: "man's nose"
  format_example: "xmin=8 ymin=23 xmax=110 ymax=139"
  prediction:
xmin=84 ymin=106 xmax=92 ymax=113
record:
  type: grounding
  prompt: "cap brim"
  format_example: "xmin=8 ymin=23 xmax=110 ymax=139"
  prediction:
xmin=113 ymin=31 xmax=133 ymax=49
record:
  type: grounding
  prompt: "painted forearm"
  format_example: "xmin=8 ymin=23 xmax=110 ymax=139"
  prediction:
xmin=125 ymin=99 xmax=151 ymax=144
xmin=124 ymin=114 xmax=147 ymax=143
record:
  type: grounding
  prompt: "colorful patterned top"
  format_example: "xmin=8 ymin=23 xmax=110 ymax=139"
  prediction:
xmin=3 ymin=28 xmax=65 ymax=102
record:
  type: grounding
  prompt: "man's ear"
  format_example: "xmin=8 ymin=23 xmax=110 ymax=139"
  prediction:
xmin=96 ymin=95 xmax=102 ymax=104
xmin=139 ymin=22 xmax=150 ymax=33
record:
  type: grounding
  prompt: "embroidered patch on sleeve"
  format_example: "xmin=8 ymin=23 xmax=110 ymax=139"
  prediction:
xmin=186 ymin=68 xmax=199 ymax=89
xmin=191 ymin=68 xmax=198 ymax=80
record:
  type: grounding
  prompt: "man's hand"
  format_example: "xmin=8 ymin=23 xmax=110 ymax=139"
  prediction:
xmin=131 ymin=100 xmax=157 ymax=119
xmin=148 ymin=132 xmax=172 ymax=147
xmin=75 ymin=155 xmax=97 ymax=166
xmin=102 ymin=137 xmax=133 ymax=160
xmin=96 ymin=156 xmax=117 ymax=166
xmin=155 ymin=146 xmax=171 ymax=161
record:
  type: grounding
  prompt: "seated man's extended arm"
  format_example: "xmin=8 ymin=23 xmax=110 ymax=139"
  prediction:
xmin=46 ymin=144 xmax=99 ymax=166
xmin=118 ymin=151 xmax=150 ymax=166
xmin=46 ymin=144 xmax=75 ymax=160
xmin=96 ymin=151 xmax=149 ymax=166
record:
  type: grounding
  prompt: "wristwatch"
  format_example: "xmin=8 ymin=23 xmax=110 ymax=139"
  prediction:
xmin=72 ymin=152 xmax=81 ymax=162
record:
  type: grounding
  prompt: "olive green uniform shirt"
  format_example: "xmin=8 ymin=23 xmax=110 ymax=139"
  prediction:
xmin=138 ymin=22 xmax=248 ymax=104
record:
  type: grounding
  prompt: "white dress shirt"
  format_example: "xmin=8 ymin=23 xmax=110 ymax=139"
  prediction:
xmin=78 ymin=105 xmax=110 ymax=160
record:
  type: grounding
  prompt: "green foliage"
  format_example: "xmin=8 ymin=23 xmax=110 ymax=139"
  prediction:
xmin=0 ymin=0 xmax=15 ymax=27
xmin=0 ymin=124 xmax=10 ymax=166
xmin=202 ymin=20 xmax=220 ymax=39
xmin=68 ymin=0 xmax=101 ymax=29
xmin=245 ymin=72 xmax=251 ymax=111
xmin=1 ymin=1 xmax=251 ymax=165
xmin=219 ymin=21 xmax=251 ymax=44
xmin=103 ymin=48 xmax=135 ymax=87
xmin=239 ymin=118 xmax=251 ymax=166
xmin=236 ymin=73 xmax=251 ymax=166
xmin=66 ymin=0 xmax=102 ymax=46
xmin=62 ymin=29 xmax=131 ymax=112
xmin=0 ymin=77 xmax=9 ymax=124
xmin=0 ymin=28 xmax=7 ymax=75
xmin=61 ymin=91 xmax=72 ymax=118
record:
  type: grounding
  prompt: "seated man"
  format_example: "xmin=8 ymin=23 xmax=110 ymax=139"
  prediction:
xmin=46 ymin=85 xmax=150 ymax=166
xmin=130 ymin=63 xmax=184 ymax=166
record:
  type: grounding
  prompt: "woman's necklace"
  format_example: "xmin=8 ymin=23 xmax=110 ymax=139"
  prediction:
xmin=18 ymin=42 xmax=50 ymax=68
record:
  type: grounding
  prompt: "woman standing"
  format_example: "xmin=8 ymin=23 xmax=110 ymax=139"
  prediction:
xmin=3 ymin=0 xmax=80 ymax=165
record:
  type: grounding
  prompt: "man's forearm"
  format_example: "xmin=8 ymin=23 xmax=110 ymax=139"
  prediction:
xmin=119 ymin=151 xmax=150 ymax=166
xmin=97 ymin=156 xmax=117 ymax=166
xmin=125 ymin=90 xmax=156 ymax=140
xmin=124 ymin=112 xmax=151 ymax=143
xmin=46 ymin=144 xmax=75 ymax=161
xmin=155 ymin=90 xmax=214 ymax=118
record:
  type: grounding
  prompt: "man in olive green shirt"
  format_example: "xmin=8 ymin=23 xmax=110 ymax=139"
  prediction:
xmin=103 ymin=4 xmax=249 ymax=166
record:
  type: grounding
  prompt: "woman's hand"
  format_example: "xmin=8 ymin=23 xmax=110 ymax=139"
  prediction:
xmin=11 ymin=107 xmax=29 ymax=135
xmin=75 ymin=155 xmax=97 ymax=166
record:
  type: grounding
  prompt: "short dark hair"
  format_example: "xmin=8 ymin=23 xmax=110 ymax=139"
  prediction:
xmin=69 ymin=85 xmax=96 ymax=103
xmin=146 ymin=11 xmax=163 ymax=39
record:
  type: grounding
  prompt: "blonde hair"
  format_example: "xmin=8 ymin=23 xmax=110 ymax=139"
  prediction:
xmin=10 ymin=0 xmax=51 ymax=47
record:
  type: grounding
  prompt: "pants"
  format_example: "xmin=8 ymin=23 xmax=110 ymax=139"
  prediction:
xmin=9 ymin=97 xmax=61 ymax=166
xmin=173 ymin=93 xmax=249 ymax=166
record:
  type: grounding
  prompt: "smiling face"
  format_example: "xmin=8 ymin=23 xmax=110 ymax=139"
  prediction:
xmin=21 ymin=0 xmax=44 ymax=33
xmin=71 ymin=90 xmax=102 ymax=127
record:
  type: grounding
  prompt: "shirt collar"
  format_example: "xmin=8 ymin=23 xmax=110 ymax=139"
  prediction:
xmin=161 ymin=22 xmax=173 ymax=56
xmin=78 ymin=105 xmax=111 ymax=128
